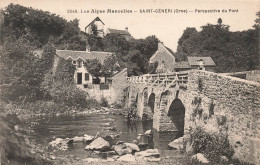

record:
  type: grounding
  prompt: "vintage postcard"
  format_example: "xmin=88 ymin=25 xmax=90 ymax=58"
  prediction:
xmin=0 ymin=0 xmax=259 ymax=164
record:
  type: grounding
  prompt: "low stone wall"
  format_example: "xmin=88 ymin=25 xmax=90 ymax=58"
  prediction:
xmin=222 ymin=70 xmax=260 ymax=83
xmin=185 ymin=70 xmax=260 ymax=164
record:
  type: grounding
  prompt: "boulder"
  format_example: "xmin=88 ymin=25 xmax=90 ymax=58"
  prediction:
xmin=168 ymin=137 xmax=184 ymax=150
xmin=85 ymin=137 xmax=110 ymax=151
xmin=185 ymin=141 xmax=193 ymax=153
xmin=144 ymin=130 xmax=151 ymax=135
xmin=103 ymin=134 xmax=113 ymax=141
xmin=116 ymin=141 xmax=124 ymax=145
xmin=138 ymin=142 xmax=148 ymax=147
xmin=133 ymin=140 xmax=138 ymax=144
xmin=83 ymin=134 xmax=94 ymax=142
xmin=124 ymin=143 xmax=140 ymax=152
xmin=73 ymin=136 xmax=84 ymax=143
xmin=48 ymin=138 xmax=69 ymax=151
xmin=118 ymin=154 xmax=136 ymax=162
xmin=191 ymin=153 xmax=209 ymax=164
xmin=114 ymin=143 xmax=132 ymax=155
xmin=135 ymin=149 xmax=160 ymax=158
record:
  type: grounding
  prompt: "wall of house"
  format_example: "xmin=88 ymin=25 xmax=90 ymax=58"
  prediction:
xmin=184 ymin=70 xmax=260 ymax=164
xmin=74 ymin=65 xmax=93 ymax=85
xmin=190 ymin=65 xmax=215 ymax=72
xmin=110 ymin=68 xmax=128 ymax=104
xmin=150 ymin=43 xmax=175 ymax=73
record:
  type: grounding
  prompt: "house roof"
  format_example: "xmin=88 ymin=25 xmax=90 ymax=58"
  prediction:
xmin=150 ymin=43 xmax=175 ymax=62
xmin=107 ymin=28 xmax=131 ymax=36
xmin=56 ymin=50 xmax=113 ymax=64
xmin=85 ymin=17 xmax=105 ymax=29
xmin=187 ymin=57 xmax=216 ymax=66
xmin=111 ymin=68 xmax=128 ymax=79
xmin=174 ymin=61 xmax=191 ymax=69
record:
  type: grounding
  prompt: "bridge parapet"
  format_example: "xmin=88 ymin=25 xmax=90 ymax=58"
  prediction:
xmin=127 ymin=71 xmax=189 ymax=89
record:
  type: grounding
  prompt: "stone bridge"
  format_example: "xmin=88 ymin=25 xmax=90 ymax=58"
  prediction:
xmin=125 ymin=70 xmax=260 ymax=164
xmin=126 ymin=71 xmax=189 ymax=133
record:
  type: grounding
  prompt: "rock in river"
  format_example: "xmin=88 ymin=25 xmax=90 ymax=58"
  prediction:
xmin=135 ymin=149 xmax=160 ymax=159
xmin=144 ymin=130 xmax=151 ymax=135
xmin=118 ymin=154 xmax=136 ymax=162
xmin=168 ymin=137 xmax=184 ymax=150
xmin=191 ymin=153 xmax=209 ymax=164
xmin=85 ymin=137 xmax=110 ymax=151
xmin=114 ymin=143 xmax=132 ymax=155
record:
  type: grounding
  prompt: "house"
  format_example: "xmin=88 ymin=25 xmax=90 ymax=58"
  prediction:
xmin=55 ymin=48 xmax=114 ymax=87
xmin=85 ymin=17 xmax=105 ymax=37
xmin=149 ymin=42 xmax=176 ymax=73
xmin=174 ymin=57 xmax=216 ymax=72
xmin=106 ymin=28 xmax=132 ymax=41
xmin=85 ymin=17 xmax=132 ymax=40
xmin=187 ymin=56 xmax=216 ymax=72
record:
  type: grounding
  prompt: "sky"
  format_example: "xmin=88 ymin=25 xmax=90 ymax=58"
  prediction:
xmin=0 ymin=0 xmax=259 ymax=51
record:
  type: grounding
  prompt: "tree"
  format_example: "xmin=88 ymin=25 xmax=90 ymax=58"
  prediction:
xmin=217 ymin=18 xmax=222 ymax=25
xmin=84 ymin=59 xmax=102 ymax=78
xmin=0 ymin=37 xmax=45 ymax=102
xmin=101 ymin=55 xmax=121 ymax=77
xmin=175 ymin=18 xmax=259 ymax=72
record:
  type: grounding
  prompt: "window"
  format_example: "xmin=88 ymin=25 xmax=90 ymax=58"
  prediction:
xmin=72 ymin=61 xmax=76 ymax=65
xmin=77 ymin=60 xmax=82 ymax=68
xmin=85 ymin=73 xmax=89 ymax=81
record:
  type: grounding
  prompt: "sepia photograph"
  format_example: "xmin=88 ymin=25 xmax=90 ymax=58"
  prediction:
xmin=0 ymin=0 xmax=259 ymax=164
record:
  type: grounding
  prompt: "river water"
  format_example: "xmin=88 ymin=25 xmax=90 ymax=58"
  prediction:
xmin=23 ymin=113 xmax=184 ymax=163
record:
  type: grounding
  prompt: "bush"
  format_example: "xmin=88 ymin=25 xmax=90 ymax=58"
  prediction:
xmin=100 ymin=96 xmax=108 ymax=107
xmin=126 ymin=107 xmax=140 ymax=121
xmin=190 ymin=127 xmax=234 ymax=163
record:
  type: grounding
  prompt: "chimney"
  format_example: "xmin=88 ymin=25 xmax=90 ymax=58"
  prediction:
xmin=86 ymin=40 xmax=90 ymax=52
xmin=125 ymin=27 xmax=128 ymax=31
xmin=158 ymin=41 xmax=164 ymax=49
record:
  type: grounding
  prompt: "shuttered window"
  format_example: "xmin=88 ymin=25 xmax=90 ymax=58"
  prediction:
xmin=85 ymin=73 xmax=90 ymax=81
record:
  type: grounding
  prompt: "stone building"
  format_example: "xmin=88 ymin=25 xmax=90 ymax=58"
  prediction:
xmin=55 ymin=48 xmax=114 ymax=87
xmin=85 ymin=17 xmax=132 ymax=40
xmin=174 ymin=57 xmax=216 ymax=72
xmin=85 ymin=17 xmax=105 ymax=37
xmin=187 ymin=56 xmax=216 ymax=71
xmin=106 ymin=28 xmax=132 ymax=41
xmin=149 ymin=42 xmax=176 ymax=73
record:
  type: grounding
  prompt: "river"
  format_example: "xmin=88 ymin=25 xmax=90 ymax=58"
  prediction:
xmin=22 ymin=113 xmax=189 ymax=164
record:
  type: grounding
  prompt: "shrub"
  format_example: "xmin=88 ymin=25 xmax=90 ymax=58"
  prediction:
xmin=190 ymin=127 xmax=234 ymax=162
xmin=126 ymin=107 xmax=140 ymax=121
xmin=100 ymin=96 xmax=108 ymax=107
xmin=86 ymin=98 xmax=101 ymax=109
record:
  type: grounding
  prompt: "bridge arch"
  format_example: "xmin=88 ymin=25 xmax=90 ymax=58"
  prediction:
xmin=168 ymin=98 xmax=185 ymax=135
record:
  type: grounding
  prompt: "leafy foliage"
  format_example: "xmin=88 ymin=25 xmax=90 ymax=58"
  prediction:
xmin=175 ymin=17 xmax=259 ymax=72
xmin=87 ymin=34 xmax=159 ymax=76
xmin=2 ymin=4 xmax=86 ymax=50
xmin=0 ymin=37 xmax=45 ymax=102
xmin=190 ymin=127 xmax=234 ymax=162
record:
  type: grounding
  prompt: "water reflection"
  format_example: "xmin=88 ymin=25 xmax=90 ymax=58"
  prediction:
xmin=24 ymin=113 xmax=181 ymax=158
